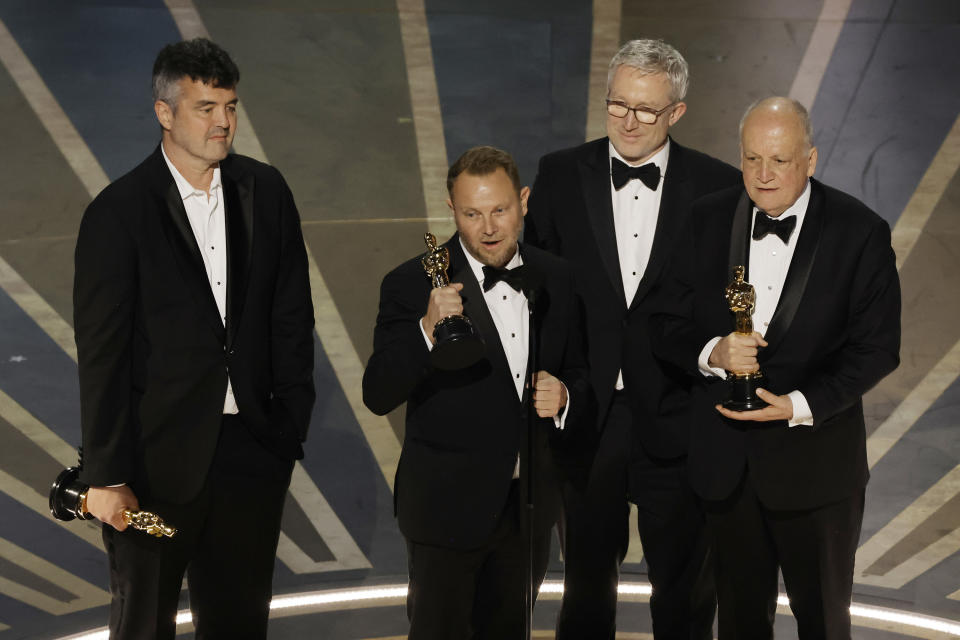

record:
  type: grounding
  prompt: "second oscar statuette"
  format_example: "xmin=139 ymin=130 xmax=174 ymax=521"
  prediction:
xmin=421 ymin=233 xmax=484 ymax=370
xmin=721 ymin=266 xmax=769 ymax=411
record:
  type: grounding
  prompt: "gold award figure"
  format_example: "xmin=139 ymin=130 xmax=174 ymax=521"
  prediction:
xmin=421 ymin=233 xmax=484 ymax=370
xmin=721 ymin=266 xmax=769 ymax=410
xmin=49 ymin=465 xmax=177 ymax=538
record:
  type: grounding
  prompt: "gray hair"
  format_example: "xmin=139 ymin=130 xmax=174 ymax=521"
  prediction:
xmin=607 ymin=39 xmax=689 ymax=102
xmin=739 ymin=97 xmax=814 ymax=149
xmin=152 ymin=74 xmax=181 ymax=107
xmin=151 ymin=38 xmax=240 ymax=109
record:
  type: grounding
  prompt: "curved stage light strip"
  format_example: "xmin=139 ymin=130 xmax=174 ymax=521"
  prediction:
xmin=56 ymin=581 xmax=960 ymax=639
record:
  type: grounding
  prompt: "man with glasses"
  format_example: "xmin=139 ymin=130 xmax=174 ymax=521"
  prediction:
xmin=525 ymin=39 xmax=739 ymax=638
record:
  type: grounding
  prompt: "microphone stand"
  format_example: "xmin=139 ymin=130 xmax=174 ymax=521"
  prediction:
xmin=523 ymin=283 xmax=539 ymax=640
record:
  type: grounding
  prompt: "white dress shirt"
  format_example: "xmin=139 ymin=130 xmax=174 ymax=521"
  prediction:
xmin=698 ymin=181 xmax=814 ymax=426
xmin=161 ymin=144 xmax=238 ymax=415
xmin=609 ymin=139 xmax=670 ymax=390
xmin=419 ymin=240 xmax=569 ymax=477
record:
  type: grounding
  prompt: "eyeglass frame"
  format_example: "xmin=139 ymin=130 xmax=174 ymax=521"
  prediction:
xmin=605 ymin=99 xmax=679 ymax=124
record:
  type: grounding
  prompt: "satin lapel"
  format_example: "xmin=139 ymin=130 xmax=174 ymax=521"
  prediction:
xmin=726 ymin=190 xmax=753 ymax=282
xmin=520 ymin=246 xmax=551 ymax=408
xmin=629 ymin=144 xmax=688 ymax=311
xmin=761 ymin=182 xmax=823 ymax=359
xmin=223 ymin=168 xmax=254 ymax=349
xmin=161 ymin=181 xmax=226 ymax=342
xmin=578 ymin=141 xmax=626 ymax=305
xmin=447 ymin=238 xmax=518 ymax=404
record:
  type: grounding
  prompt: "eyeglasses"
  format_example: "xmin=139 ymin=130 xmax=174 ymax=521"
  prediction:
xmin=606 ymin=100 xmax=677 ymax=124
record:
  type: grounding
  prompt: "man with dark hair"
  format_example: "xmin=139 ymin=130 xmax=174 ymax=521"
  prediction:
xmin=363 ymin=145 xmax=593 ymax=639
xmin=75 ymin=37 xmax=314 ymax=638
xmin=651 ymin=97 xmax=900 ymax=639
xmin=525 ymin=39 xmax=740 ymax=638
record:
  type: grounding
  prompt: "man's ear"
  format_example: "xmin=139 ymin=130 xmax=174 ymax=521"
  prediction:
xmin=806 ymin=146 xmax=818 ymax=177
xmin=520 ymin=186 xmax=530 ymax=216
xmin=154 ymin=100 xmax=173 ymax=131
xmin=668 ymin=101 xmax=687 ymax=126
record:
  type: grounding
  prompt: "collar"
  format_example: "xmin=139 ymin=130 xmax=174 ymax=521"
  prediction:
xmin=161 ymin=142 xmax=222 ymax=200
xmin=459 ymin=237 xmax=524 ymax=288
xmin=608 ymin=137 xmax=671 ymax=174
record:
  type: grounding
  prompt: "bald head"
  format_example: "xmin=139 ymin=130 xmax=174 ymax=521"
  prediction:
xmin=739 ymin=96 xmax=817 ymax=217
xmin=739 ymin=97 xmax=813 ymax=150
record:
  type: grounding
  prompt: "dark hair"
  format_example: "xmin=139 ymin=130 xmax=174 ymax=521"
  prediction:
xmin=446 ymin=146 xmax=522 ymax=196
xmin=152 ymin=38 xmax=239 ymax=106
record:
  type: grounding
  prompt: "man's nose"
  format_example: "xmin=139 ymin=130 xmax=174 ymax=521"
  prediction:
xmin=759 ymin=161 xmax=773 ymax=182
xmin=214 ymin=107 xmax=230 ymax=129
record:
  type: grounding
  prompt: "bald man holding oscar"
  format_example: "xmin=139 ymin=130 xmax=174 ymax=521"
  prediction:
xmin=649 ymin=97 xmax=901 ymax=639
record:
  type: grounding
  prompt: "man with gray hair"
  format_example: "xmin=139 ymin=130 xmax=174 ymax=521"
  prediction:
xmin=74 ymin=38 xmax=315 ymax=638
xmin=649 ymin=97 xmax=900 ymax=638
xmin=525 ymin=38 xmax=739 ymax=638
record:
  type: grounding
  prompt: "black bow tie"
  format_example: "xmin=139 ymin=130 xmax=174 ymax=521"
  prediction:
xmin=752 ymin=211 xmax=797 ymax=243
xmin=482 ymin=264 xmax=527 ymax=293
xmin=611 ymin=158 xmax=660 ymax=191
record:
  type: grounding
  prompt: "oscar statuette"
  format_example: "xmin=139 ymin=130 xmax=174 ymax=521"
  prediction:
xmin=421 ymin=232 xmax=484 ymax=370
xmin=50 ymin=462 xmax=177 ymax=538
xmin=721 ymin=265 xmax=769 ymax=411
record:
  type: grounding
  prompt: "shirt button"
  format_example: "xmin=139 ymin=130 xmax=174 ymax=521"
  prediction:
xmin=767 ymin=285 xmax=772 ymax=290
xmin=632 ymin=271 xmax=637 ymax=276
xmin=634 ymin=195 xmax=638 ymax=200
xmin=633 ymin=233 xmax=638 ymax=238
xmin=764 ymin=321 xmax=769 ymax=326
xmin=772 ymin=251 xmax=778 ymax=256
xmin=515 ymin=373 xmax=520 ymax=379
xmin=502 ymin=295 xmax=507 ymax=300
xmin=211 ymin=246 xmax=215 ymax=250
xmin=511 ymin=333 xmax=516 ymax=338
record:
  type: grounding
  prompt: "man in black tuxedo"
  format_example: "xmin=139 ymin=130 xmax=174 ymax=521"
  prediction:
xmin=524 ymin=39 xmax=739 ymax=637
xmin=650 ymin=97 xmax=900 ymax=638
xmin=363 ymin=146 xmax=592 ymax=639
xmin=74 ymin=38 xmax=315 ymax=639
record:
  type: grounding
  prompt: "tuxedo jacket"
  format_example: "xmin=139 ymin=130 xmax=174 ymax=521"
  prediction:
xmin=74 ymin=146 xmax=315 ymax=504
xmin=650 ymin=180 xmax=901 ymax=510
xmin=525 ymin=137 xmax=740 ymax=460
xmin=362 ymin=237 xmax=593 ymax=550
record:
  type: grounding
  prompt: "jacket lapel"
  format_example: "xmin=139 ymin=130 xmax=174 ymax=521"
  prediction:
xmin=222 ymin=161 xmax=254 ymax=349
xmin=578 ymin=140 xmax=626 ymax=306
xmin=519 ymin=245 xmax=551 ymax=407
xmin=156 ymin=154 xmax=226 ymax=343
xmin=761 ymin=181 xmax=823 ymax=359
xmin=447 ymin=237 xmax=521 ymax=405
xmin=726 ymin=189 xmax=753 ymax=282
xmin=629 ymin=139 xmax=687 ymax=311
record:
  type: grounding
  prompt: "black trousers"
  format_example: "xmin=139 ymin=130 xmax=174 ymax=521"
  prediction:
xmin=405 ymin=481 xmax=553 ymax=640
xmin=103 ymin=415 xmax=294 ymax=640
xmin=704 ymin=471 xmax=864 ymax=640
xmin=556 ymin=392 xmax=714 ymax=640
